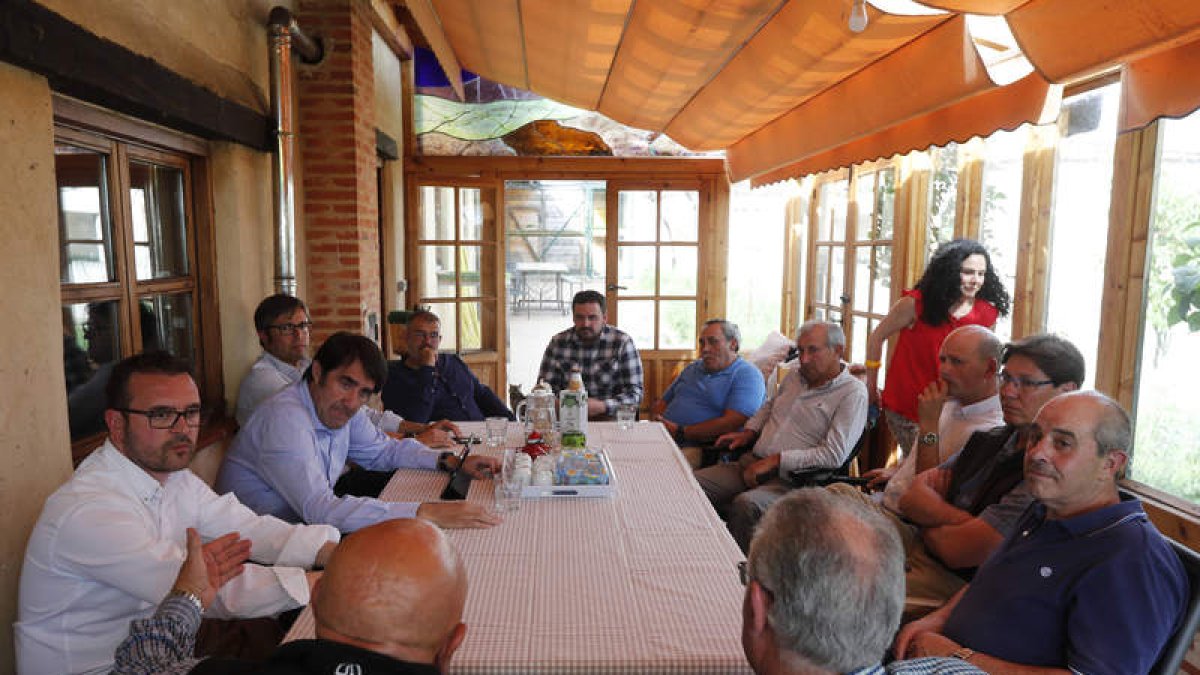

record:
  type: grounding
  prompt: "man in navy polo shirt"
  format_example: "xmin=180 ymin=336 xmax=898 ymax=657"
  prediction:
xmin=895 ymin=391 xmax=1188 ymax=674
xmin=650 ymin=319 xmax=766 ymax=468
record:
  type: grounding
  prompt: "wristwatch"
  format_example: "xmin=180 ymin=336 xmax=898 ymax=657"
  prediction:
xmin=168 ymin=588 xmax=203 ymax=614
xmin=437 ymin=451 xmax=456 ymax=473
xmin=675 ymin=425 xmax=687 ymax=442
xmin=918 ymin=431 xmax=939 ymax=446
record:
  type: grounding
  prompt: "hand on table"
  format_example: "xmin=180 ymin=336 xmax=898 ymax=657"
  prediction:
xmin=428 ymin=419 xmax=463 ymax=436
xmin=417 ymin=502 xmax=503 ymax=529
xmin=460 ymin=455 xmax=501 ymax=479
xmin=417 ymin=427 xmax=455 ymax=448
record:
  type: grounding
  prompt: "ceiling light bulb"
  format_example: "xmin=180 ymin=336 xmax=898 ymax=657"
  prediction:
xmin=849 ymin=0 xmax=869 ymax=32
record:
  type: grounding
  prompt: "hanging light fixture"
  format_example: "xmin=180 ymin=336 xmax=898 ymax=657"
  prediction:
xmin=849 ymin=0 xmax=869 ymax=32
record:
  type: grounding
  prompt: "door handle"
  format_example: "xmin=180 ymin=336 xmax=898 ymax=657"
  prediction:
xmin=840 ymin=294 xmax=851 ymax=305
xmin=607 ymin=284 xmax=627 ymax=291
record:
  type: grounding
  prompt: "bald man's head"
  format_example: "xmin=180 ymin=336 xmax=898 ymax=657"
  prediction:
xmin=313 ymin=519 xmax=468 ymax=668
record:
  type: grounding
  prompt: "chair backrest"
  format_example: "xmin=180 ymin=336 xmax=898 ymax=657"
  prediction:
xmin=1150 ymin=537 xmax=1200 ymax=674
xmin=787 ymin=413 xmax=873 ymax=487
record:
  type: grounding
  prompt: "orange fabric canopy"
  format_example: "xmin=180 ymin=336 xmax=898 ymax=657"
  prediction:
xmin=751 ymin=71 xmax=1059 ymax=186
xmin=410 ymin=0 xmax=1200 ymax=182
xmin=1120 ymin=38 xmax=1200 ymax=132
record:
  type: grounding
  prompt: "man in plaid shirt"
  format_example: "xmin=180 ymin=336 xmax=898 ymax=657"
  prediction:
xmin=537 ymin=290 xmax=644 ymax=419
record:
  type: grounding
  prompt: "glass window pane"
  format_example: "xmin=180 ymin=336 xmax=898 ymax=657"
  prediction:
xmin=829 ymin=246 xmax=845 ymax=308
xmin=872 ymin=245 xmax=893 ymax=315
xmin=1044 ymin=82 xmax=1122 ymax=388
xmin=140 ymin=293 xmax=194 ymax=363
xmin=504 ymin=180 xmax=606 ymax=390
xmin=852 ymin=315 xmax=870 ymax=363
xmin=425 ymin=302 xmax=458 ymax=350
xmin=617 ymin=299 xmax=655 ymax=349
xmin=459 ymin=301 xmax=483 ymax=351
xmin=853 ymin=246 xmax=871 ymax=312
xmin=876 ymin=168 xmax=896 ymax=240
xmin=726 ymin=179 xmax=787 ymax=350
xmin=659 ymin=246 xmax=697 ymax=295
xmin=979 ymin=126 xmax=1026 ymax=343
xmin=56 ymin=144 xmax=115 ymax=284
xmin=855 ymin=172 xmax=875 ymax=241
xmin=129 ymin=162 xmax=189 ymax=280
xmin=659 ymin=300 xmax=696 ymax=349
xmin=66 ymin=300 xmax=122 ymax=440
xmin=815 ymin=246 xmax=830 ymax=304
xmin=618 ymin=191 xmax=657 ymax=242
xmin=459 ymin=245 xmax=482 ymax=297
xmin=419 ymin=245 xmax=458 ymax=299
xmin=420 ymin=186 xmax=456 ymax=240
xmin=617 ymin=246 xmax=656 ymax=295
xmin=660 ymin=190 xmax=699 ymax=242
xmin=819 ymin=179 xmax=849 ymax=241
xmin=927 ymin=143 xmax=959 ymax=261
xmin=1131 ymin=110 xmax=1200 ymax=501
xmin=460 ymin=188 xmax=483 ymax=240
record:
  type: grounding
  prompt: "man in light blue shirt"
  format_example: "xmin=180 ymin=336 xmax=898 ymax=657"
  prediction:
xmin=651 ymin=319 xmax=766 ymax=467
xmin=218 ymin=332 xmax=500 ymax=533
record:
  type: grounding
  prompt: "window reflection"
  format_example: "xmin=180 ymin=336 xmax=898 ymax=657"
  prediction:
xmin=129 ymin=162 xmax=189 ymax=280
xmin=64 ymin=301 xmax=126 ymax=439
xmin=56 ymin=145 xmax=114 ymax=284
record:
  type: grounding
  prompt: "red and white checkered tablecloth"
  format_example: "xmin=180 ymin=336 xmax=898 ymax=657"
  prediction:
xmin=286 ymin=421 xmax=752 ymax=674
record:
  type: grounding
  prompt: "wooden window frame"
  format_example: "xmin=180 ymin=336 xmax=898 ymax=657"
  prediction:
xmin=407 ymin=180 xmax=502 ymax=356
xmin=54 ymin=97 xmax=225 ymax=464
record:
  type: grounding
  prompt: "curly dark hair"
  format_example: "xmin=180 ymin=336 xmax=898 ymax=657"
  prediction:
xmin=915 ymin=239 xmax=1010 ymax=325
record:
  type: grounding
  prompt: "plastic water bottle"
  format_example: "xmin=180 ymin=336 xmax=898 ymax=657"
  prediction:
xmin=560 ymin=366 xmax=588 ymax=448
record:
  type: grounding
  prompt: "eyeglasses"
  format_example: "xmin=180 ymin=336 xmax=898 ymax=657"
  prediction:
xmin=738 ymin=560 xmax=750 ymax=585
xmin=998 ymin=370 xmax=1054 ymax=391
xmin=117 ymin=406 xmax=203 ymax=429
xmin=267 ymin=321 xmax=313 ymax=336
xmin=410 ymin=330 xmax=441 ymax=341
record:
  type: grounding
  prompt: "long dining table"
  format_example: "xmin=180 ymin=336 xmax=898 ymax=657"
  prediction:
xmin=285 ymin=420 xmax=753 ymax=674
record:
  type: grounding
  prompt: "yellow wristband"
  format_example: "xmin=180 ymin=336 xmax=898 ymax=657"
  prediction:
xmin=864 ymin=359 xmax=882 ymax=369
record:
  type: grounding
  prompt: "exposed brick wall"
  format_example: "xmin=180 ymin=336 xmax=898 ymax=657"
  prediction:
xmin=297 ymin=0 xmax=380 ymax=348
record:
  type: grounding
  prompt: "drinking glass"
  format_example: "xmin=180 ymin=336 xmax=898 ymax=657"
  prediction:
xmin=616 ymin=404 xmax=636 ymax=430
xmin=485 ymin=416 xmax=508 ymax=444
xmin=494 ymin=447 xmax=521 ymax=513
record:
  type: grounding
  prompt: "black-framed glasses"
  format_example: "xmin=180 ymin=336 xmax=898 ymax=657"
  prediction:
xmin=738 ymin=560 xmax=750 ymax=586
xmin=267 ymin=321 xmax=313 ymax=336
xmin=998 ymin=371 xmax=1054 ymax=391
xmin=117 ymin=406 xmax=203 ymax=429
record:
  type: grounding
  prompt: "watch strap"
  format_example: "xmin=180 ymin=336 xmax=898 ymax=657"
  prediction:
xmin=168 ymin=588 xmax=203 ymax=614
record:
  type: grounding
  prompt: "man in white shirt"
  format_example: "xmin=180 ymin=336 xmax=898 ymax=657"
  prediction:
xmin=695 ymin=320 xmax=868 ymax=551
xmin=16 ymin=352 xmax=341 ymax=675
xmin=868 ymin=325 xmax=1004 ymax=512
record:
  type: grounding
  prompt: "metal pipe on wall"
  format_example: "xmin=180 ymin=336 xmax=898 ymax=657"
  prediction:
xmin=267 ymin=7 xmax=322 ymax=297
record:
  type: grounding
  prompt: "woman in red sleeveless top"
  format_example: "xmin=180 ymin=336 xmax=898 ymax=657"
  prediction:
xmin=864 ymin=239 xmax=1010 ymax=453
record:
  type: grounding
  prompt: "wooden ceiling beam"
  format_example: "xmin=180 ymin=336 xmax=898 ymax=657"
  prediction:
xmin=398 ymin=0 xmax=465 ymax=100
xmin=365 ymin=0 xmax=414 ymax=60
